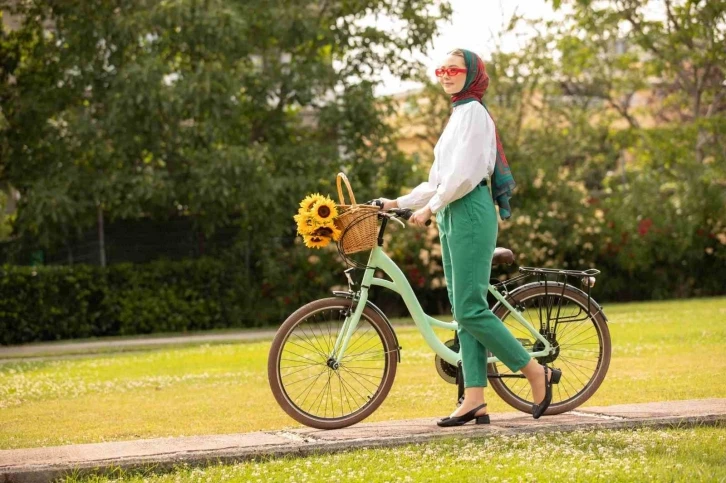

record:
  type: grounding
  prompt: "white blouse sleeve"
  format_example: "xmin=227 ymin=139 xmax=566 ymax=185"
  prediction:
xmin=396 ymin=158 xmax=439 ymax=210
xmin=427 ymin=104 xmax=495 ymax=214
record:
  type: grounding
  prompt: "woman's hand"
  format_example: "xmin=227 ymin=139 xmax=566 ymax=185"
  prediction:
xmin=378 ymin=198 xmax=399 ymax=211
xmin=410 ymin=206 xmax=432 ymax=227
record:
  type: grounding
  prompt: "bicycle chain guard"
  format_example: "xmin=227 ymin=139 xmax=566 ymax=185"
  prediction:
xmin=434 ymin=339 xmax=459 ymax=384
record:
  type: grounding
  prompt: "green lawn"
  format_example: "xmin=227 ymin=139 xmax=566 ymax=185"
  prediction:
xmin=1 ymin=297 xmax=724 ymax=450
xmin=65 ymin=425 xmax=726 ymax=483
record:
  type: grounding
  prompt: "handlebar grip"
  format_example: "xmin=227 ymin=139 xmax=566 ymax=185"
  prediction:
xmin=391 ymin=208 xmax=432 ymax=226
xmin=368 ymin=201 xmax=433 ymax=226
xmin=393 ymin=208 xmax=412 ymax=219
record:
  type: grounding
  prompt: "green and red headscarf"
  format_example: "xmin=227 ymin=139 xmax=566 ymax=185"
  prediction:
xmin=450 ymin=49 xmax=516 ymax=220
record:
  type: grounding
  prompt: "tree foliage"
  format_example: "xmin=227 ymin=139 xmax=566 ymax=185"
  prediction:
xmin=0 ymin=0 xmax=452 ymax=249
xmin=395 ymin=0 xmax=725 ymax=301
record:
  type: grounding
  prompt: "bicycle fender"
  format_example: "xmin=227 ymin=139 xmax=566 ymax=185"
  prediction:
xmin=492 ymin=282 xmax=609 ymax=325
xmin=332 ymin=291 xmax=402 ymax=362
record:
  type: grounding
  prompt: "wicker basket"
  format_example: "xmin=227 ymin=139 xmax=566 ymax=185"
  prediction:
xmin=335 ymin=172 xmax=380 ymax=254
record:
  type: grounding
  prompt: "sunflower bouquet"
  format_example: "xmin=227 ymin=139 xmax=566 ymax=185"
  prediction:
xmin=294 ymin=193 xmax=342 ymax=249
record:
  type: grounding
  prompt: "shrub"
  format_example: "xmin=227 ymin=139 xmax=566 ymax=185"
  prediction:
xmin=0 ymin=246 xmax=342 ymax=345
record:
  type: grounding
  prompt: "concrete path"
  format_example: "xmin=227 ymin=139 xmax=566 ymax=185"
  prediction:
xmin=1 ymin=399 xmax=724 ymax=483
xmin=0 ymin=329 xmax=278 ymax=360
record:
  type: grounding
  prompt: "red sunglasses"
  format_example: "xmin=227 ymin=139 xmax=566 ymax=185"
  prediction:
xmin=435 ymin=67 xmax=467 ymax=77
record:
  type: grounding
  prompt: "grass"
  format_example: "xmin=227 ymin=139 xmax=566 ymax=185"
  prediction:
xmin=0 ymin=297 xmax=724 ymax=450
xmin=64 ymin=425 xmax=726 ymax=482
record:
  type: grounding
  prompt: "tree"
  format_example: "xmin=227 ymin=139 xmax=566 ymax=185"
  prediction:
xmin=0 ymin=0 xmax=452 ymax=257
xmin=551 ymin=0 xmax=726 ymax=163
xmin=397 ymin=1 xmax=725 ymax=300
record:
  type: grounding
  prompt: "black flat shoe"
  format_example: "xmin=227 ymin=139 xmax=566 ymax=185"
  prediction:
xmin=437 ymin=403 xmax=489 ymax=427
xmin=532 ymin=365 xmax=562 ymax=419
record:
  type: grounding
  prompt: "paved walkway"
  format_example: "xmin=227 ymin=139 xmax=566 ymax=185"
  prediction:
xmin=1 ymin=399 xmax=724 ymax=483
xmin=0 ymin=329 xmax=278 ymax=360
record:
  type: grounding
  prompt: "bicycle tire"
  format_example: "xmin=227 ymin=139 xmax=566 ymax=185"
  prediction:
xmin=488 ymin=283 xmax=611 ymax=415
xmin=268 ymin=297 xmax=398 ymax=429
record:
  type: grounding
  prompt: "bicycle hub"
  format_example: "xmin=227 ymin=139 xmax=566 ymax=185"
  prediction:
xmin=533 ymin=330 xmax=560 ymax=364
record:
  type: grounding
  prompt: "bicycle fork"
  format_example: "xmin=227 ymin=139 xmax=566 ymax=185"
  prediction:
xmin=329 ymin=283 xmax=371 ymax=366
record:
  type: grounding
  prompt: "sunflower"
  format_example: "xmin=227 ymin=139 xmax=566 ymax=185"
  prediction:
xmin=303 ymin=234 xmax=331 ymax=249
xmin=294 ymin=212 xmax=316 ymax=235
xmin=311 ymin=198 xmax=338 ymax=224
xmin=311 ymin=223 xmax=342 ymax=242
xmin=299 ymin=193 xmax=325 ymax=213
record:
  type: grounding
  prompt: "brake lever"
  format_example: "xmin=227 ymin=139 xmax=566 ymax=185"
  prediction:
xmin=381 ymin=212 xmax=407 ymax=228
xmin=391 ymin=216 xmax=406 ymax=228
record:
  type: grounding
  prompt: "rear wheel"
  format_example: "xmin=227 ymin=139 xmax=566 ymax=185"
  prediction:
xmin=488 ymin=283 xmax=611 ymax=415
xmin=268 ymin=298 xmax=398 ymax=429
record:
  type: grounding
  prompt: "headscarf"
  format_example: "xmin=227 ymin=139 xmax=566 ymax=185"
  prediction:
xmin=451 ymin=50 xmax=490 ymax=107
xmin=449 ymin=49 xmax=516 ymax=220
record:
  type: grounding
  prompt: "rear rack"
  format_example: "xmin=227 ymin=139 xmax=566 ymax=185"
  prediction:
xmin=518 ymin=267 xmax=600 ymax=278
xmin=491 ymin=266 xmax=602 ymax=323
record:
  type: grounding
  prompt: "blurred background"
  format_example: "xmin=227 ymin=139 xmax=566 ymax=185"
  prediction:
xmin=0 ymin=0 xmax=724 ymax=344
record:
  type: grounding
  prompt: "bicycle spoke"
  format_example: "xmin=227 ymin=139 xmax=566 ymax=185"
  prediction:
xmin=335 ymin=371 xmax=354 ymax=416
xmin=558 ymin=359 xmax=589 ymax=388
xmin=286 ymin=339 xmax=328 ymax=359
xmin=282 ymin=365 xmax=321 ymax=378
xmin=284 ymin=370 xmax=329 ymax=387
xmin=338 ymin=372 xmax=369 ymax=406
xmin=340 ymin=365 xmax=383 ymax=387
xmin=309 ymin=373 xmax=331 ymax=416
xmin=342 ymin=345 xmax=387 ymax=360
xmin=343 ymin=330 xmax=380 ymax=359
xmin=557 ymin=325 xmax=597 ymax=346
xmin=341 ymin=365 xmax=384 ymax=371
xmin=295 ymin=370 xmax=327 ymax=409
xmin=557 ymin=354 xmax=598 ymax=363
xmin=280 ymin=361 xmax=319 ymax=369
xmin=340 ymin=366 xmax=380 ymax=393
xmin=281 ymin=350 xmax=324 ymax=365
xmin=301 ymin=323 xmax=330 ymax=359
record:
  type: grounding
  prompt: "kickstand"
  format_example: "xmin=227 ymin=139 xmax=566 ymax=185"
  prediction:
xmin=456 ymin=361 xmax=464 ymax=406
xmin=454 ymin=331 xmax=464 ymax=406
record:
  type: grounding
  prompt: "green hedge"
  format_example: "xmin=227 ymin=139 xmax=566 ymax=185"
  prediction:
xmin=0 ymin=246 xmax=344 ymax=345
xmin=2 ymin=219 xmax=723 ymax=346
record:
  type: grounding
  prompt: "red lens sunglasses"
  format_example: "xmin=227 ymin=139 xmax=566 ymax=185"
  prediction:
xmin=435 ymin=67 xmax=467 ymax=77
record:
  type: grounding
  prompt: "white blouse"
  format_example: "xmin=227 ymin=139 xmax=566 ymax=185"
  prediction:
xmin=396 ymin=101 xmax=496 ymax=214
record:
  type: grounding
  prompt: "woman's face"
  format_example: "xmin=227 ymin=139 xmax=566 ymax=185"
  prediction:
xmin=437 ymin=54 xmax=467 ymax=95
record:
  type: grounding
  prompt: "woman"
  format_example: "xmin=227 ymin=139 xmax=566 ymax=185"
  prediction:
xmin=379 ymin=49 xmax=561 ymax=426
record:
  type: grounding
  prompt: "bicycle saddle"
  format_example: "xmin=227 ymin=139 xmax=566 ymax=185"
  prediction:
xmin=492 ymin=247 xmax=515 ymax=265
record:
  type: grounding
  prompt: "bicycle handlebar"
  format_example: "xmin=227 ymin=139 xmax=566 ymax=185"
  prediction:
xmin=389 ymin=208 xmax=432 ymax=227
xmin=368 ymin=200 xmax=432 ymax=226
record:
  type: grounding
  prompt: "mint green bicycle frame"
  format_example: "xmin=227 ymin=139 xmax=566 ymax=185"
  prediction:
xmin=331 ymin=245 xmax=553 ymax=366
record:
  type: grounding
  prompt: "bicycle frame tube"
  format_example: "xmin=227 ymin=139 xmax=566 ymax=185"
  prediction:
xmin=332 ymin=246 xmax=551 ymax=365
xmin=487 ymin=286 xmax=552 ymax=357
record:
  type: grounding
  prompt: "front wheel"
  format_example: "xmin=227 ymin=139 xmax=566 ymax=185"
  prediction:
xmin=268 ymin=298 xmax=398 ymax=429
xmin=488 ymin=283 xmax=611 ymax=415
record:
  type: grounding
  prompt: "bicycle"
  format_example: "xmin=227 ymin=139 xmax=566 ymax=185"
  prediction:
xmin=268 ymin=204 xmax=611 ymax=429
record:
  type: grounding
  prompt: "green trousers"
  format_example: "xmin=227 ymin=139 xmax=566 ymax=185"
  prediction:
xmin=436 ymin=184 xmax=531 ymax=388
